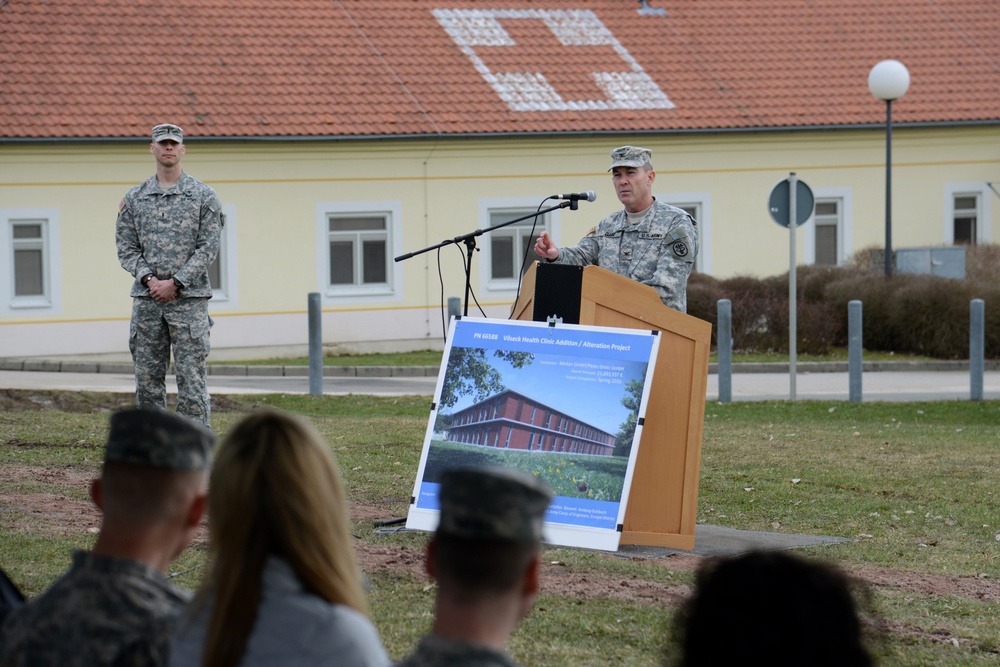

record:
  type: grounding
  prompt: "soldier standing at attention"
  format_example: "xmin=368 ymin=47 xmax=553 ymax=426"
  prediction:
xmin=116 ymin=123 xmax=224 ymax=428
xmin=0 ymin=408 xmax=213 ymax=666
xmin=533 ymin=146 xmax=699 ymax=313
xmin=395 ymin=466 xmax=553 ymax=667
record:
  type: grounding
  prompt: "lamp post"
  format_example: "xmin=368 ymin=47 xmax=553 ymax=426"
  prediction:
xmin=868 ymin=59 xmax=910 ymax=277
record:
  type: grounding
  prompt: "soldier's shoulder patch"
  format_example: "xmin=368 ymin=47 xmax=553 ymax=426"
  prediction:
xmin=670 ymin=240 xmax=691 ymax=260
xmin=118 ymin=198 xmax=126 ymax=212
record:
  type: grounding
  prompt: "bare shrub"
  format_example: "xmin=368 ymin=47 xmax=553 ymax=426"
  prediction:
xmin=797 ymin=265 xmax=848 ymax=303
xmin=717 ymin=275 xmax=774 ymax=353
xmin=798 ymin=301 xmax=841 ymax=354
xmin=965 ymin=243 xmax=1000 ymax=284
xmin=963 ymin=243 xmax=1000 ymax=359
xmin=687 ymin=243 xmax=999 ymax=358
xmin=847 ymin=246 xmax=887 ymax=275
xmin=976 ymin=286 xmax=1000 ymax=359
xmin=687 ymin=272 xmax=722 ymax=344
xmin=823 ymin=274 xmax=899 ymax=353
xmin=886 ymin=275 xmax=974 ymax=358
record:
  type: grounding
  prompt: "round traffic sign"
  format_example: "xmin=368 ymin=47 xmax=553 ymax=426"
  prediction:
xmin=768 ymin=178 xmax=815 ymax=228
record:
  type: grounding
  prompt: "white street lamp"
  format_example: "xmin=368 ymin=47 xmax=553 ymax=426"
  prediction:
xmin=868 ymin=59 xmax=910 ymax=277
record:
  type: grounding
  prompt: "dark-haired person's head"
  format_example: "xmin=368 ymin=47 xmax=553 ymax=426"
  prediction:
xmin=0 ymin=408 xmax=214 ymax=667
xmin=94 ymin=407 xmax=214 ymax=566
xmin=430 ymin=466 xmax=552 ymax=601
xmin=396 ymin=466 xmax=553 ymax=666
xmin=669 ymin=550 xmax=875 ymax=667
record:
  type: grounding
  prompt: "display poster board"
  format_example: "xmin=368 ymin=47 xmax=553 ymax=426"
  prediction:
xmin=406 ymin=317 xmax=660 ymax=551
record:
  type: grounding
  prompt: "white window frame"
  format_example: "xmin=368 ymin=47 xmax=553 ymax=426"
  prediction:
xmin=660 ymin=191 xmax=711 ymax=274
xmin=208 ymin=203 xmax=238 ymax=306
xmin=810 ymin=198 xmax=841 ymax=266
xmin=944 ymin=183 xmax=991 ymax=245
xmin=478 ymin=197 xmax=559 ymax=296
xmin=803 ymin=188 xmax=853 ymax=266
xmin=1 ymin=208 xmax=62 ymax=316
xmin=316 ymin=200 xmax=402 ymax=302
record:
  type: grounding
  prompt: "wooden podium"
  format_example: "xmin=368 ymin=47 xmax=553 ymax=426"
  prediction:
xmin=512 ymin=263 xmax=711 ymax=549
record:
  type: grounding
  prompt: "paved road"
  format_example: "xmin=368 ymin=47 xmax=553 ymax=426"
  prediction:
xmin=2 ymin=368 xmax=997 ymax=402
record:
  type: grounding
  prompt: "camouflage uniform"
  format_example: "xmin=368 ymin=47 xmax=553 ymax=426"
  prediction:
xmin=0 ymin=408 xmax=214 ymax=667
xmin=116 ymin=146 xmax=224 ymax=427
xmin=395 ymin=635 xmax=521 ymax=667
xmin=0 ymin=551 xmax=190 ymax=667
xmin=551 ymin=199 xmax=698 ymax=313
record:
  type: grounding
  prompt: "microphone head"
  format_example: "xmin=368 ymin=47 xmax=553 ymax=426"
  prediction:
xmin=586 ymin=190 xmax=597 ymax=202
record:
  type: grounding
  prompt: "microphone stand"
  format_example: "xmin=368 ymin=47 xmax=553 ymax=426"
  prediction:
xmin=394 ymin=199 xmax=578 ymax=317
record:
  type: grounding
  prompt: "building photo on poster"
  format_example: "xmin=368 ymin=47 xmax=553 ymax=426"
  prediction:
xmin=406 ymin=317 xmax=661 ymax=551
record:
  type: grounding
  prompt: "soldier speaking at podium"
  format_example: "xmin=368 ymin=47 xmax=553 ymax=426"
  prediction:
xmin=533 ymin=146 xmax=699 ymax=313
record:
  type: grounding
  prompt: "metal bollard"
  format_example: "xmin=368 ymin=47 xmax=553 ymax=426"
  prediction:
xmin=308 ymin=292 xmax=323 ymax=396
xmin=970 ymin=299 xmax=984 ymax=401
xmin=848 ymin=300 xmax=863 ymax=403
xmin=717 ymin=299 xmax=732 ymax=403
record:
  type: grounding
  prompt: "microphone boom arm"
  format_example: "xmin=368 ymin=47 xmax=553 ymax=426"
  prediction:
xmin=394 ymin=199 xmax=577 ymax=317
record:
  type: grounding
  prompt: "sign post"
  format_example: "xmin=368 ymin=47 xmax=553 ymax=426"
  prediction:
xmin=768 ymin=173 xmax=815 ymax=401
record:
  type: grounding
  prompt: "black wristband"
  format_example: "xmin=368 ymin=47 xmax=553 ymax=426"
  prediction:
xmin=141 ymin=274 xmax=154 ymax=287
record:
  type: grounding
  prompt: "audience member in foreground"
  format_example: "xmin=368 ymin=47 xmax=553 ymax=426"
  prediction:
xmin=395 ymin=466 xmax=554 ymax=667
xmin=667 ymin=550 xmax=876 ymax=667
xmin=0 ymin=567 xmax=25 ymax=628
xmin=0 ymin=408 xmax=213 ymax=666
xmin=169 ymin=409 xmax=389 ymax=667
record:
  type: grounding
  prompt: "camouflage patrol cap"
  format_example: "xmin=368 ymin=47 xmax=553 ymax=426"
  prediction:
xmin=105 ymin=408 xmax=214 ymax=471
xmin=152 ymin=123 xmax=184 ymax=143
xmin=609 ymin=145 xmax=653 ymax=171
xmin=436 ymin=466 xmax=553 ymax=542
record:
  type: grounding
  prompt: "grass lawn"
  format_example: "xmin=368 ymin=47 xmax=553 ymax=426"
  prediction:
xmin=1 ymin=393 xmax=998 ymax=665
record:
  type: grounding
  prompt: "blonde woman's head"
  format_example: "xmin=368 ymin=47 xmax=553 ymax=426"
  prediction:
xmin=210 ymin=410 xmax=354 ymax=573
xmin=199 ymin=409 xmax=369 ymax=667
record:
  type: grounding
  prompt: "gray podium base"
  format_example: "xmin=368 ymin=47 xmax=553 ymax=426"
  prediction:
xmin=616 ymin=524 xmax=853 ymax=559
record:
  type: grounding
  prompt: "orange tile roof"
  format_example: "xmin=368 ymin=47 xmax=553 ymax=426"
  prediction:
xmin=2 ymin=0 xmax=998 ymax=140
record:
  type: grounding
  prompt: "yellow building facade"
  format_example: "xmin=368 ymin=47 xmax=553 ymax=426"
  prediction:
xmin=2 ymin=127 xmax=997 ymax=358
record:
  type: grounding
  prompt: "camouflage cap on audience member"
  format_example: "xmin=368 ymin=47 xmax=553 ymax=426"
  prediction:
xmin=151 ymin=123 xmax=184 ymax=143
xmin=436 ymin=466 xmax=553 ymax=543
xmin=608 ymin=145 xmax=653 ymax=171
xmin=105 ymin=408 xmax=214 ymax=471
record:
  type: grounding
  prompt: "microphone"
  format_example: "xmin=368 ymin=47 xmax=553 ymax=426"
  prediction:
xmin=553 ymin=191 xmax=597 ymax=202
